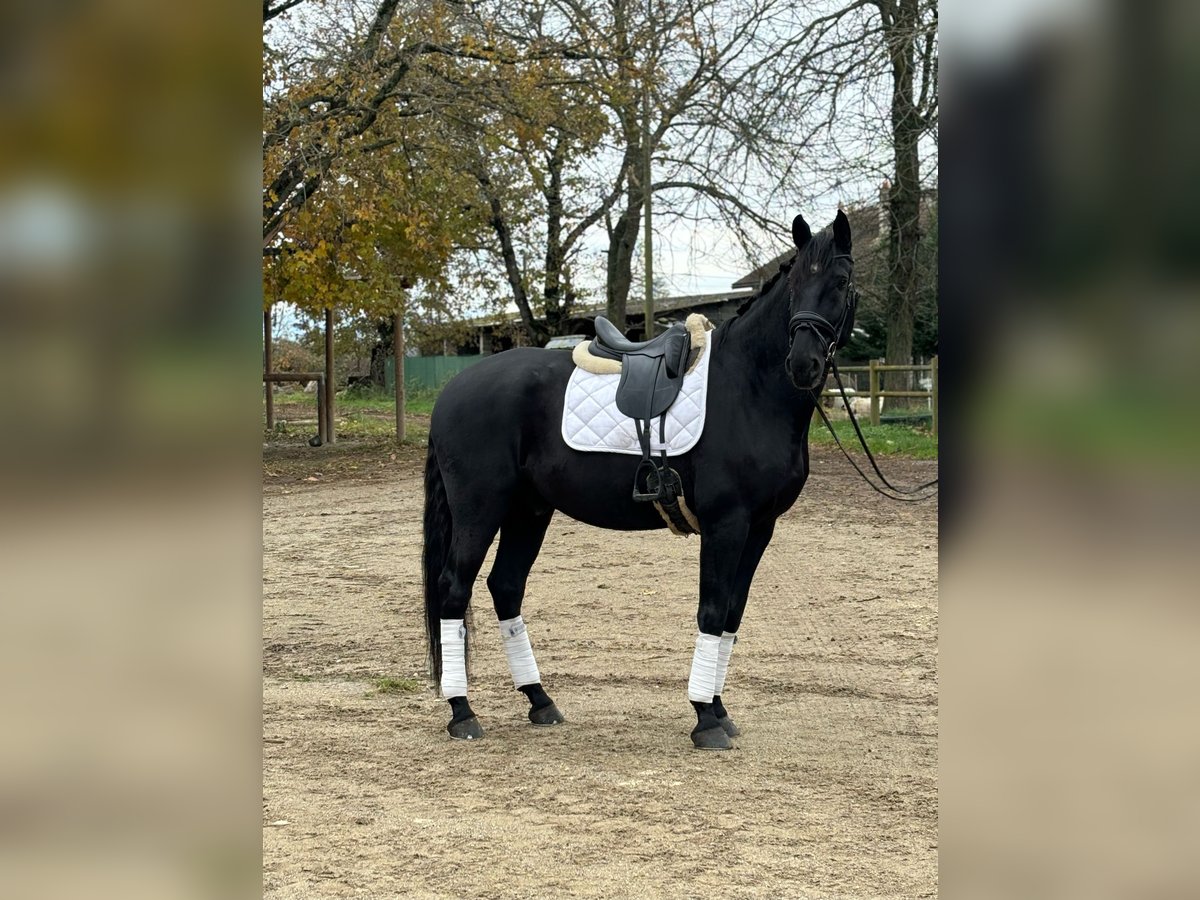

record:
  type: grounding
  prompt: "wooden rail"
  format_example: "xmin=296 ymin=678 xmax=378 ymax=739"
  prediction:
xmin=263 ymin=372 xmax=330 ymax=445
xmin=819 ymin=356 xmax=938 ymax=434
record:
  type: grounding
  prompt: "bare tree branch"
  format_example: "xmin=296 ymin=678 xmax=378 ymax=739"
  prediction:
xmin=264 ymin=0 xmax=308 ymax=23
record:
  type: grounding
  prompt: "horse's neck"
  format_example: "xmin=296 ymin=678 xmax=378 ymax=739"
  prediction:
xmin=716 ymin=278 xmax=813 ymax=424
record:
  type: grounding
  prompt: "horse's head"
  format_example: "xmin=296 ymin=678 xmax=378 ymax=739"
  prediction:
xmin=785 ymin=210 xmax=857 ymax=392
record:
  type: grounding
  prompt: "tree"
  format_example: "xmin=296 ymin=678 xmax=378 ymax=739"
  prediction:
xmin=263 ymin=1 xmax=495 ymax=247
xmin=459 ymin=41 xmax=611 ymax=344
xmin=264 ymin=0 xmax=407 ymax=246
xmin=264 ymin=16 xmax=488 ymax=437
xmin=464 ymin=0 xmax=841 ymax=331
xmin=784 ymin=0 xmax=938 ymax=400
xmin=562 ymin=0 xmax=828 ymax=329
xmin=265 ymin=0 xmax=938 ymax=369
xmin=843 ymin=199 xmax=938 ymax=366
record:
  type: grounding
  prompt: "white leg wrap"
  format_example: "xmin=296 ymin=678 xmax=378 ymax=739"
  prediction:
xmin=440 ymin=619 xmax=468 ymax=698
xmin=687 ymin=632 xmax=722 ymax=703
xmin=498 ymin=616 xmax=541 ymax=688
xmin=713 ymin=631 xmax=737 ymax=696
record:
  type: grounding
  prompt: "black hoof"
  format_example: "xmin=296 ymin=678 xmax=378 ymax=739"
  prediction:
xmin=528 ymin=703 xmax=565 ymax=726
xmin=717 ymin=715 xmax=740 ymax=738
xmin=447 ymin=716 xmax=484 ymax=741
xmin=691 ymin=725 xmax=734 ymax=751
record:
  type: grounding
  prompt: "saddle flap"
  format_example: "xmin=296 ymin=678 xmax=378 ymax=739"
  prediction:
xmin=614 ymin=351 xmax=686 ymax=419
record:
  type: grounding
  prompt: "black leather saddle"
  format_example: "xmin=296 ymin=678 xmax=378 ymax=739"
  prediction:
xmin=589 ymin=317 xmax=691 ymax=420
xmin=583 ymin=317 xmax=693 ymax=514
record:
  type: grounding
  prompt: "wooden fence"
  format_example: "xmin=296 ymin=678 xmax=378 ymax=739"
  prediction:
xmin=387 ymin=353 xmax=938 ymax=435
xmin=264 ymin=371 xmax=330 ymax=444
xmin=820 ymin=356 xmax=938 ymax=434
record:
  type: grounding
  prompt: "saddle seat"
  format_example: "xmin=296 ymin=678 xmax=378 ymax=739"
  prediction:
xmin=587 ymin=316 xmax=691 ymax=420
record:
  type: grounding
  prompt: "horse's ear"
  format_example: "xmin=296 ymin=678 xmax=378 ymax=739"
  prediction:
xmin=833 ymin=208 xmax=852 ymax=251
xmin=792 ymin=214 xmax=812 ymax=250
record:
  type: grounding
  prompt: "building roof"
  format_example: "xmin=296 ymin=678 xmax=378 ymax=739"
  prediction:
xmin=732 ymin=252 xmax=792 ymax=290
xmin=471 ymin=288 xmax=753 ymax=329
xmin=607 ymin=289 xmax=754 ymax=319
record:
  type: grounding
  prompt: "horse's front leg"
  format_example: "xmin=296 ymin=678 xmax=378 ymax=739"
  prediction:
xmin=711 ymin=519 xmax=776 ymax=739
xmin=689 ymin=515 xmax=750 ymax=750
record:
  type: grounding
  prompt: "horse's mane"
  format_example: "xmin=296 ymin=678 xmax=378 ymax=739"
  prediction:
xmin=730 ymin=228 xmax=838 ymax=319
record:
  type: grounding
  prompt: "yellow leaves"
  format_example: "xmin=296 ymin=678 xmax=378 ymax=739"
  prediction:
xmin=265 ymin=132 xmax=479 ymax=319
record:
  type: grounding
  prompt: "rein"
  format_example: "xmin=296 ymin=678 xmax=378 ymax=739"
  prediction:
xmin=810 ymin=360 xmax=939 ymax=503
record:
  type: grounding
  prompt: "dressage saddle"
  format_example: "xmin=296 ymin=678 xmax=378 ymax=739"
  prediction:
xmin=583 ymin=317 xmax=693 ymax=512
xmin=589 ymin=317 xmax=691 ymax=421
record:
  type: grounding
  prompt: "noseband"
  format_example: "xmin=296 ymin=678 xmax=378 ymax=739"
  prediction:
xmin=787 ymin=253 xmax=856 ymax=364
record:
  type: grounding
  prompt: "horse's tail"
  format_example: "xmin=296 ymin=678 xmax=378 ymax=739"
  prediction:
xmin=422 ymin=441 xmax=452 ymax=687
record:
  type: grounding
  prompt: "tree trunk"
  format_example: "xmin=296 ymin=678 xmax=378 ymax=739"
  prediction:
xmin=369 ymin=317 xmax=392 ymax=388
xmin=883 ymin=0 xmax=922 ymax=409
xmin=478 ymin=171 xmax=546 ymax=346
xmin=604 ymin=62 xmax=645 ymax=333
xmin=605 ymin=197 xmax=641 ymax=331
xmin=542 ymin=137 xmax=569 ymax=337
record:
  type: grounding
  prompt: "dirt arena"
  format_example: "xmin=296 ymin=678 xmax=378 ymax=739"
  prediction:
xmin=263 ymin=440 xmax=938 ymax=898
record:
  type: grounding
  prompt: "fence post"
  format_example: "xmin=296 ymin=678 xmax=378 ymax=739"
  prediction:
xmin=316 ymin=376 xmax=326 ymax=444
xmin=264 ymin=308 xmax=274 ymax=431
xmin=324 ymin=307 xmax=336 ymax=444
xmin=394 ymin=311 xmax=405 ymax=444
xmin=931 ymin=355 xmax=938 ymax=436
xmin=869 ymin=358 xmax=880 ymax=426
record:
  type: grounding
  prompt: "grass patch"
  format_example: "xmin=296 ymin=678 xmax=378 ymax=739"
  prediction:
xmin=333 ymin=387 xmax=439 ymax=416
xmin=370 ymin=676 xmax=423 ymax=695
xmin=405 ymin=390 xmax=438 ymax=416
xmin=337 ymin=411 xmax=399 ymax=440
xmin=809 ymin=419 xmax=938 ymax=459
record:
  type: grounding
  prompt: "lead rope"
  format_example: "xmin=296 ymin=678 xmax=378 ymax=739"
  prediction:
xmin=809 ymin=359 xmax=939 ymax=503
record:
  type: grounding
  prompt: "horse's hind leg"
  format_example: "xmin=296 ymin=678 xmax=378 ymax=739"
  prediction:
xmin=439 ymin=510 xmax=506 ymax=741
xmin=487 ymin=507 xmax=564 ymax=726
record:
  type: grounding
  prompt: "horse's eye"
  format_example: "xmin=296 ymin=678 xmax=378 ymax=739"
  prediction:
xmin=838 ymin=277 xmax=849 ymax=289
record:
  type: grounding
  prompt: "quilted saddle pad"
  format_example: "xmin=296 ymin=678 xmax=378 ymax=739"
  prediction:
xmin=561 ymin=336 xmax=713 ymax=456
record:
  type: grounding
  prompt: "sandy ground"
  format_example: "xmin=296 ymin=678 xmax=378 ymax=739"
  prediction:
xmin=263 ymin=442 xmax=938 ymax=899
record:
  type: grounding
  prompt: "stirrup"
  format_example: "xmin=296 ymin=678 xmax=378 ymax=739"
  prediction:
xmin=632 ymin=458 xmax=662 ymax=502
xmin=632 ymin=459 xmax=682 ymax=503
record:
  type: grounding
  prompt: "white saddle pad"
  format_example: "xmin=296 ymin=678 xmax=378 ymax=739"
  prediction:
xmin=561 ymin=338 xmax=713 ymax=456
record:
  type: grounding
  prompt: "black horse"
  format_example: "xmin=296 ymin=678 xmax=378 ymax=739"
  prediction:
xmin=423 ymin=211 xmax=857 ymax=750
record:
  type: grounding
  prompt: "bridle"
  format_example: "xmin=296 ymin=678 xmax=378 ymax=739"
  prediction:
xmin=786 ymin=251 xmax=938 ymax=503
xmin=786 ymin=253 xmax=857 ymax=365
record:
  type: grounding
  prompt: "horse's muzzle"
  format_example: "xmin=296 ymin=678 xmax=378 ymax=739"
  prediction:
xmin=786 ymin=345 xmax=827 ymax=392
xmin=787 ymin=321 xmax=834 ymax=392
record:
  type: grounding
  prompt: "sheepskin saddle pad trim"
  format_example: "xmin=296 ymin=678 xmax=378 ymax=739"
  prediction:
xmin=571 ymin=313 xmax=713 ymax=376
xmin=561 ymin=315 xmax=714 ymax=457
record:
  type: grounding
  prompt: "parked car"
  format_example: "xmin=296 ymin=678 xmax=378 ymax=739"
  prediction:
xmin=544 ymin=334 xmax=588 ymax=350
